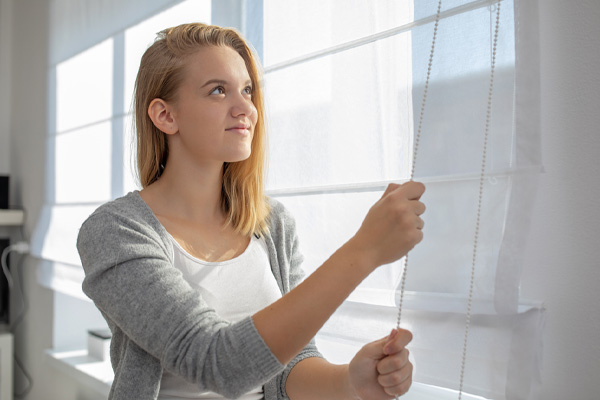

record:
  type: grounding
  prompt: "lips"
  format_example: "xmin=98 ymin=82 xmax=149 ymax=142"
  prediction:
xmin=226 ymin=124 xmax=252 ymax=135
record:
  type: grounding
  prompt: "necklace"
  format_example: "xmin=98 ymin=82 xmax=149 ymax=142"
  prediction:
xmin=393 ymin=1 xmax=503 ymax=399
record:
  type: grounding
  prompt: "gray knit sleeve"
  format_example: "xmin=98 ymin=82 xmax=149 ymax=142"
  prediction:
xmin=263 ymin=199 xmax=324 ymax=399
xmin=77 ymin=207 xmax=284 ymax=399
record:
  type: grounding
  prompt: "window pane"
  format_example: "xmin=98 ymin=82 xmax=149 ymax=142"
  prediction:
xmin=273 ymin=173 xmax=511 ymax=300
xmin=55 ymin=38 xmax=113 ymax=133
xmin=265 ymin=33 xmax=413 ymax=190
xmin=405 ymin=176 xmax=510 ymax=297
xmin=122 ymin=114 xmax=141 ymax=193
xmin=123 ymin=0 xmax=211 ymax=114
xmin=55 ymin=122 xmax=112 ymax=203
xmin=263 ymin=0 xmax=413 ymax=66
xmin=411 ymin=4 xmax=516 ymax=178
xmin=273 ymin=190 xmax=404 ymax=306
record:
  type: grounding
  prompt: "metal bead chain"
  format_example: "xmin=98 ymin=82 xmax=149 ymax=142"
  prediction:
xmin=396 ymin=0 xmax=443 ymax=335
xmin=410 ymin=0 xmax=443 ymax=183
xmin=457 ymin=2 xmax=502 ymax=399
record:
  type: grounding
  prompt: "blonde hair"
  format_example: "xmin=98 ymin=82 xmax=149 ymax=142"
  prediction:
xmin=133 ymin=23 xmax=270 ymax=236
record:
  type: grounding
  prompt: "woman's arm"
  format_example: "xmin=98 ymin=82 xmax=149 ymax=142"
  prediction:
xmin=254 ymin=181 xmax=425 ymax=365
xmin=286 ymin=358 xmax=354 ymax=400
xmin=285 ymin=329 xmax=414 ymax=400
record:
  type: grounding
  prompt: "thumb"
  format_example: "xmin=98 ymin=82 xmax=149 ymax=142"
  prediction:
xmin=380 ymin=183 xmax=401 ymax=199
xmin=360 ymin=329 xmax=399 ymax=360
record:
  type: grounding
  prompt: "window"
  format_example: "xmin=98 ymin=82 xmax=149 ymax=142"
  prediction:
xmin=33 ymin=0 xmax=212 ymax=300
xmin=34 ymin=0 xmax=544 ymax=398
xmin=32 ymin=0 xmax=213 ymax=354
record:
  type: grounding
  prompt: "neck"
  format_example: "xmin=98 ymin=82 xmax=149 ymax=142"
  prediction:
xmin=144 ymin=156 xmax=225 ymax=225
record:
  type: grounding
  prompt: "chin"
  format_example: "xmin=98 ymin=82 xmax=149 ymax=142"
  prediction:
xmin=227 ymin=150 xmax=252 ymax=163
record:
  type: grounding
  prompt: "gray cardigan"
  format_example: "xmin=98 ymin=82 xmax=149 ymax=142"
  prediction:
xmin=77 ymin=191 xmax=322 ymax=399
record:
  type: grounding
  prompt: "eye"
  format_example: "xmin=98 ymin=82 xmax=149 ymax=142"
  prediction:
xmin=243 ymin=85 xmax=253 ymax=96
xmin=209 ymin=86 xmax=225 ymax=95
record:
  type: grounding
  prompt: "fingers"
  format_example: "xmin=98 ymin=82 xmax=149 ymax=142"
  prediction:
xmin=378 ymin=329 xmax=413 ymax=397
xmin=413 ymin=199 xmax=426 ymax=217
xmin=377 ymin=361 xmax=413 ymax=397
xmin=384 ymin=185 xmax=426 ymax=233
xmin=402 ymin=181 xmax=426 ymax=200
xmin=382 ymin=181 xmax=426 ymax=201
xmin=416 ymin=217 xmax=425 ymax=230
xmin=356 ymin=181 xmax=426 ymax=267
xmin=378 ymin=348 xmax=410 ymax=374
xmin=349 ymin=329 xmax=414 ymax=400
xmin=382 ymin=182 xmax=426 ymax=220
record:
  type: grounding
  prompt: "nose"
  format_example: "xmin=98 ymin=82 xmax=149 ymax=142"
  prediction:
xmin=231 ymin=94 xmax=256 ymax=119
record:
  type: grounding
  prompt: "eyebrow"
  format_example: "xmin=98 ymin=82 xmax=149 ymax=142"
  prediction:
xmin=201 ymin=78 xmax=253 ymax=88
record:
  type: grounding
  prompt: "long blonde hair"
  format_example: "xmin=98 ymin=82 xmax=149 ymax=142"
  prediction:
xmin=133 ymin=23 xmax=270 ymax=236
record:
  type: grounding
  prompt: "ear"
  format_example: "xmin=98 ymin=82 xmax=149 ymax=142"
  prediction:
xmin=148 ymin=98 xmax=178 ymax=135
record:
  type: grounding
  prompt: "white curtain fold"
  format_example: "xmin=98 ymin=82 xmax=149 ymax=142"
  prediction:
xmin=494 ymin=0 xmax=541 ymax=314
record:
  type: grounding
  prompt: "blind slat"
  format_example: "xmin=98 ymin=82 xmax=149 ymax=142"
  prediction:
xmin=267 ymin=166 xmax=541 ymax=198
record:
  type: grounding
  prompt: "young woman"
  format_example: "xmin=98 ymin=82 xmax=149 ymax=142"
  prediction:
xmin=77 ymin=23 xmax=425 ymax=400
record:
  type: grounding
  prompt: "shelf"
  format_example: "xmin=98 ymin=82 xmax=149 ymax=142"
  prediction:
xmin=45 ymin=349 xmax=112 ymax=397
xmin=0 ymin=209 xmax=24 ymax=226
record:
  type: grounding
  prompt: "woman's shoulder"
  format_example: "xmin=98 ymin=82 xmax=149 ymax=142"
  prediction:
xmin=266 ymin=197 xmax=297 ymax=229
xmin=78 ymin=191 xmax=168 ymax=244
xmin=264 ymin=197 xmax=300 ymax=249
xmin=90 ymin=190 xmax=146 ymax=217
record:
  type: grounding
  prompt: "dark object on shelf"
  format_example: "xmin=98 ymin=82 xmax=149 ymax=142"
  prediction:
xmin=0 ymin=238 xmax=9 ymax=324
xmin=0 ymin=176 xmax=8 ymax=209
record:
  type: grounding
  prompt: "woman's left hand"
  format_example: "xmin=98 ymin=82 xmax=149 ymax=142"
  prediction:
xmin=347 ymin=328 xmax=413 ymax=399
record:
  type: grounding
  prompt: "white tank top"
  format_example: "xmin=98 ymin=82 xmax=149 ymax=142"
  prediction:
xmin=158 ymin=235 xmax=283 ymax=400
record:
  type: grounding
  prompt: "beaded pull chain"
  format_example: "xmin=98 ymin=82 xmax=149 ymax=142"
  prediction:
xmin=393 ymin=1 xmax=503 ymax=399
xmin=457 ymin=2 xmax=502 ymax=399
xmin=394 ymin=2 xmax=442 ymax=399
xmin=395 ymin=0 xmax=443 ymax=334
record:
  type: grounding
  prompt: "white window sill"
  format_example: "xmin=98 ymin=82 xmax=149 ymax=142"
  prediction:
xmin=44 ymin=349 xmax=111 ymax=397
xmin=45 ymin=348 xmax=487 ymax=400
xmin=403 ymin=384 xmax=487 ymax=400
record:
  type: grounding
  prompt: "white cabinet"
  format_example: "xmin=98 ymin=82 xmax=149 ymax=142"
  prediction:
xmin=0 ymin=331 xmax=12 ymax=400
xmin=0 ymin=210 xmax=22 ymax=400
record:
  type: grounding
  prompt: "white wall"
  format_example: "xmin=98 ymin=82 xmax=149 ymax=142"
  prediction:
xmin=0 ymin=0 xmax=598 ymax=399
xmin=0 ymin=0 xmax=12 ymax=174
xmin=519 ymin=0 xmax=600 ymax=398
xmin=6 ymin=0 xmax=104 ymax=398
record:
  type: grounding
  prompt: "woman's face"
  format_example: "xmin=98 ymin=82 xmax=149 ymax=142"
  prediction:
xmin=169 ymin=45 xmax=257 ymax=165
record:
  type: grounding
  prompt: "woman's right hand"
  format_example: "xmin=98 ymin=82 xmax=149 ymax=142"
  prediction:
xmin=349 ymin=181 xmax=426 ymax=271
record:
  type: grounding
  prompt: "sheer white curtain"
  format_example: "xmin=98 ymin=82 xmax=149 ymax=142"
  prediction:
xmin=262 ymin=0 xmax=544 ymax=399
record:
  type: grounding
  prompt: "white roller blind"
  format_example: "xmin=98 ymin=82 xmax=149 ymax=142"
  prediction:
xmin=262 ymin=0 xmax=544 ymax=398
